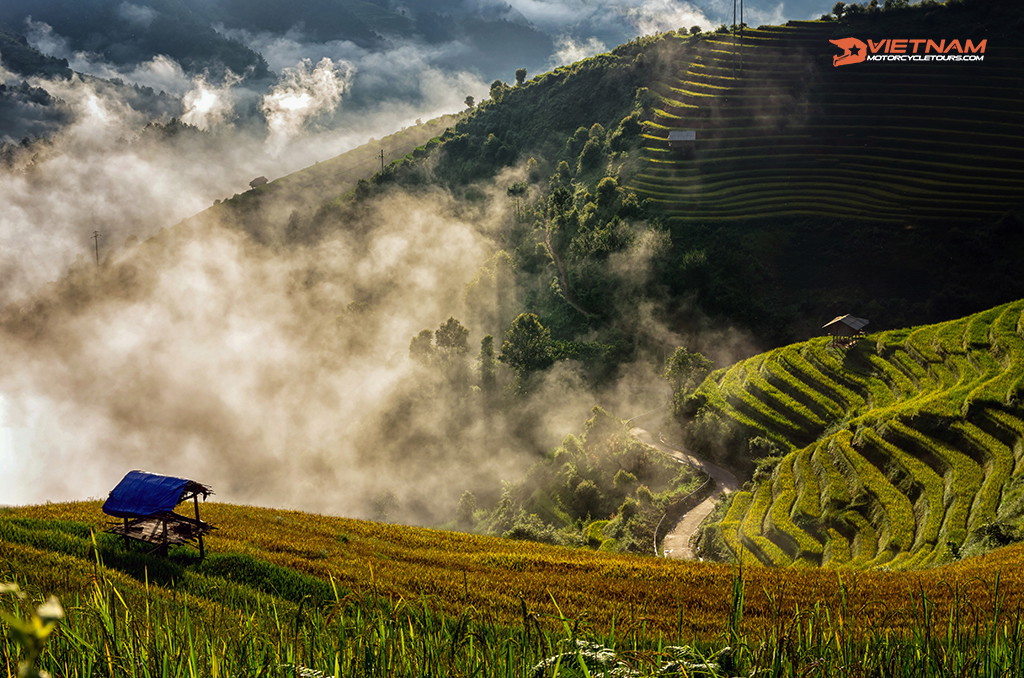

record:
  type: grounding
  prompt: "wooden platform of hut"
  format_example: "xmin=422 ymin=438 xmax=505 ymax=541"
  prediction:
xmin=108 ymin=513 xmax=215 ymax=555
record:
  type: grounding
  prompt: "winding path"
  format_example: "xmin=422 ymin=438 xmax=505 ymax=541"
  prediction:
xmin=631 ymin=428 xmax=741 ymax=560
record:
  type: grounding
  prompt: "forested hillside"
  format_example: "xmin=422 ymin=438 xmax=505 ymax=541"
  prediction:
xmin=293 ymin=0 xmax=1024 ymax=350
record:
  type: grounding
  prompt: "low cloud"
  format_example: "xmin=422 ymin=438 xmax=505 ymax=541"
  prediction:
xmin=181 ymin=73 xmax=240 ymax=130
xmin=117 ymin=2 xmax=158 ymax=28
xmin=548 ymin=36 xmax=608 ymax=68
xmin=0 ymin=73 xmax=261 ymax=303
xmin=626 ymin=0 xmax=713 ymax=35
xmin=220 ymin=26 xmax=489 ymax=112
xmin=0 ymin=183 xmax=629 ymax=520
xmin=0 ymin=125 xmax=694 ymax=519
xmin=261 ymin=57 xmax=354 ymax=153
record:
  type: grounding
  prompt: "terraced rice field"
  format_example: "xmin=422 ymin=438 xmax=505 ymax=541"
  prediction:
xmin=692 ymin=299 xmax=1024 ymax=569
xmin=631 ymin=21 xmax=1024 ymax=223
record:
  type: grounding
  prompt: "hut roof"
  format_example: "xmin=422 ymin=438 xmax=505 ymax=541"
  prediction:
xmin=102 ymin=470 xmax=212 ymax=519
xmin=668 ymin=130 xmax=697 ymax=142
xmin=822 ymin=314 xmax=870 ymax=332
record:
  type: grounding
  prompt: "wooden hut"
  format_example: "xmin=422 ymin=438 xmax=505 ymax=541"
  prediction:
xmin=822 ymin=314 xmax=869 ymax=348
xmin=102 ymin=470 xmax=215 ymax=557
xmin=667 ymin=130 xmax=697 ymax=157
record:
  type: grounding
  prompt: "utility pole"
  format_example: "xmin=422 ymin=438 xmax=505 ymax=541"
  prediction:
xmin=732 ymin=0 xmax=745 ymax=72
xmin=379 ymin=149 xmax=385 ymax=173
xmin=92 ymin=230 xmax=101 ymax=267
xmin=740 ymin=0 xmax=745 ymax=69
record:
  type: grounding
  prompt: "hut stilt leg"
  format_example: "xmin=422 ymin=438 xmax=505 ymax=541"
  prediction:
xmin=194 ymin=495 xmax=205 ymax=559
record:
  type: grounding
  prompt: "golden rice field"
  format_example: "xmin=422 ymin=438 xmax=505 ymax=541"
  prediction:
xmin=5 ymin=500 xmax=1024 ymax=643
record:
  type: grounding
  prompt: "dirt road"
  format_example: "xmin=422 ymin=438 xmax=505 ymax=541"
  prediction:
xmin=631 ymin=428 xmax=740 ymax=560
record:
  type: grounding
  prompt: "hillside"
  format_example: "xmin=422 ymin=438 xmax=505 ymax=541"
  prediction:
xmin=3 ymin=0 xmax=1024 ymax=566
xmin=6 ymin=503 xmax=1024 ymax=655
xmin=333 ymin=0 xmax=1024 ymax=348
xmin=681 ymin=299 xmax=1024 ymax=570
xmin=195 ymin=112 xmax=463 ymax=244
xmin=6 ymin=502 xmax=1024 ymax=675
xmin=636 ymin=6 xmax=1024 ymax=224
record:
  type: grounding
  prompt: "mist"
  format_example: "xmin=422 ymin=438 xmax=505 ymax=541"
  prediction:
xmin=0 ymin=4 xmax=770 ymax=521
xmin=0 ymin=57 xmax=682 ymax=518
xmin=0 ymin=187 xmax=487 ymax=513
xmin=0 ymin=30 xmax=494 ymax=516
xmin=0 ymin=167 xmax=692 ymax=521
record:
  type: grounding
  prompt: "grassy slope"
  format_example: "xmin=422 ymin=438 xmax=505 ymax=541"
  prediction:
xmin=689 ymin=299 xmax=1024 ymax=570
xmin=5 ymin=500 xmax=1024 ymax=642
xmin=190 ymin=113 xmax=462 ymax=243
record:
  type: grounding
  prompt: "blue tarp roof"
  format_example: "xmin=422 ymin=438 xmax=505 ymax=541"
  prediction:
xmin=102 ymin=470 xmax=192 ymax=519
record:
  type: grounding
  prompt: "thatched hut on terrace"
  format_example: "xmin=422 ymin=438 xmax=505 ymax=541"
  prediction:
xmin=822 ymin=314 xmax=869 ymax=348
xmin=102 ymin=470 xmax=215 ymax=557
xmin=667 ymin=130 xmax=697 ymax=157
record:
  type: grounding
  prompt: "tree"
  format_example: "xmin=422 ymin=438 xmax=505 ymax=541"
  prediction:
xmin=832 ymin=1 xmax=846 ymax=19
xmin=551 ymin=160 xmax=572 ymax=189
xmin=489 ymin=79 xmax=507 ymax=101
xmin=663 ymin=346 xmax=713 ymax=394
xmin=689 ymin=25 xmax=702 ymax=35
xmin=409 ymin=329 xmax=434 ymax=363
xmin=435 ymin=317 xmax=469 ymax=355
xmin=456 ymin=490 xmax=478 ymax=529
xmin=526 ymin=156 xmax=541 ymax=182
xmin=499 ymin=313 xmax=554 ymax=376
xmin=479 ymin=335 xmax=496 ymax=390
xmin=515 ymin=67 xmax=527 ymax=86
xmin=464 ymin=95 xmax=475 ymax=108
xmin=507 ymin=181 xmax=528 ymax=220
xmin=572 ymin=479 xmax=602 ymax=518
xmin=576 ymin=138 xmax=603 ymax=174
xmin=595 ymin=176 xmax=618 ymax=206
